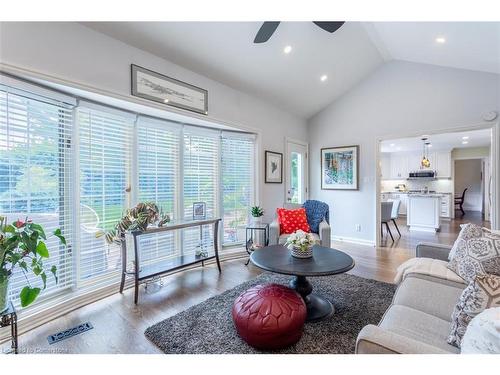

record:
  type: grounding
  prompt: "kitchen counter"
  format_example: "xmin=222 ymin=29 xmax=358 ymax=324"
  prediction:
xmin=407 ymin=195 xmax=441 ymax=232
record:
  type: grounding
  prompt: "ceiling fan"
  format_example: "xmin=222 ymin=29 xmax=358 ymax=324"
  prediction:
xmin=253 ymin=21 xmax=345 ymax=44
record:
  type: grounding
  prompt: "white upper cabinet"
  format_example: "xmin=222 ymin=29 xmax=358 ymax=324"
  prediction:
xmin=390 ymin=154 xmax=408 ymax=179
xmin=381 ymin=150 xmax=451 ymax=180
xmin=434 ymin=151 xmax=451 ymax=178
xmin=406 ymin=152 xmax=422 ymax=173
xmin=380 ymin=153 xmax=391 ymax=180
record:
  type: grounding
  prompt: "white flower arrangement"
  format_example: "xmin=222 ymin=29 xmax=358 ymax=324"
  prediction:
xmin=285 ymin=230 xmax=318 ymax=252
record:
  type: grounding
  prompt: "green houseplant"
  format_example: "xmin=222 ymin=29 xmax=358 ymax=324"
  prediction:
xmin=0 ymin=216 xmax=64 ymax=311
xmin=250 ymin=206 xmax=264 ymax=224
xmin=97 ymin=202 xmax=170 ymax=245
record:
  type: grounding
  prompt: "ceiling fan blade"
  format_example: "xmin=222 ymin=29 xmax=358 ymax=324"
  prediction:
xmin=313 ymin=21 xmax=345 ymax=33
xmin=254 ymin=22 xmax=280 ymax=43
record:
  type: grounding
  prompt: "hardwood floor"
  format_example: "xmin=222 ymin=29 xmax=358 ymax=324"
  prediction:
xmin=1 ymin=210 xmax=488 ymax=354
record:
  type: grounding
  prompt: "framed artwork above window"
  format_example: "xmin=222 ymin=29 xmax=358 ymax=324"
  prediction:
xmin=131 ymin=64 xmax=208 ymax=115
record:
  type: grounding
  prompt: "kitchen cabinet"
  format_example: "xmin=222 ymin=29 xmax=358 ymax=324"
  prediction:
xmin=435 ymin=151 xmax=451 ymax=178
xmin=380 ymin=154 xmax=391 ymax=180
xmin=382 ymin=150 xmax=452 ymax=180
xmin=407 ymin=195 xmax=441 ymax=232
xmin=390 ymin=154 xmax=408 ymax=179
xmin=440 ymin=194 xmax=451 ymax=218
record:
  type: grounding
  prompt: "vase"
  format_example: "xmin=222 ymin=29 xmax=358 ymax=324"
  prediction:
xmin=251 ymin=217 xmax=262 ymax=225
xmin=290 ymin=245 xmax=314 ymax=259
xmin=0 ymin=275 xmax=9 ymax=313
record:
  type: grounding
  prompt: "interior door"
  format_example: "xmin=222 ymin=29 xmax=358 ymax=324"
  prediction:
xmin=286 ymin=140 xmax=308 ymax=204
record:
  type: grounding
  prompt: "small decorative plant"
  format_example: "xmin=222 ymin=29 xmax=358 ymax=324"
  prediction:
xmin=0 ymin=216 xmax=64 ymax=309
xmin=285 ymin=230 xmax=318 ymax=259
xmin=251 ymin=206 xmax=264 ymax=218
xmin=97 ymin=202 xmax=170 ymax=245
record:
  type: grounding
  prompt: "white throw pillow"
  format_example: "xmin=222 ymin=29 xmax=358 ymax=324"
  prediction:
xmin=461 ymin=307 xmax=500 ymax=354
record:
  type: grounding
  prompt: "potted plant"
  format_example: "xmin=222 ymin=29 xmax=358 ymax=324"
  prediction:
xmin=285 ymin=230 xmax=319 ymax=259
xmin=97 ymin=202 xmax=170 ymax=244
xmin=0 ymin=216 xmax=64 ymax=312
xmin=250 ymin=206 xmax=264 ymax=224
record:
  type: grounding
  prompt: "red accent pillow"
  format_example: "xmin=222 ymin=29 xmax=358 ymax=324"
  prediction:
xmin=277 ymin=208 xmax=311 ymax=235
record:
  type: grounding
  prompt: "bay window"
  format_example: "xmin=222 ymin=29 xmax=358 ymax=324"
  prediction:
xmin=0 ymin=77 xmax=256 ymax=310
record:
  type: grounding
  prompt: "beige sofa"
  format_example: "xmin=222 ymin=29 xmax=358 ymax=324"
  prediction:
xmin=356 ymin=242 xmax=466 ymax=354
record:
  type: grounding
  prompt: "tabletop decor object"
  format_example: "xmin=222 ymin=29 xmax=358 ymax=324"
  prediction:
xmin=97 ymin=201 xmax=170 ymax=245
xmin=192 ymin=202 xmax=207 ymax=220
xmin=131 ymin=64 xmax=208 ymax=115
xmin=0 ymin=216 xmax=64 ymax=309
xmin=321 ymin=145 xmax=359 ymax=190
xmin=250 ymin=206 xmax=264 ymax=223
xmin=285 ymin=230 xmax=318 ymax=258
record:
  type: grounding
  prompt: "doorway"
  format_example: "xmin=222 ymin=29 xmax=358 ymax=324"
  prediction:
xmin=376 ymin=126 xmax=495 ymax=247
xmin=285 ymin=139 xmax=308 ymax=204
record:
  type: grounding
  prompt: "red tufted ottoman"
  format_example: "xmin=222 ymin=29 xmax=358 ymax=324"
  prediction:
xmin=232 ymin=284 xmax=307 ymax=350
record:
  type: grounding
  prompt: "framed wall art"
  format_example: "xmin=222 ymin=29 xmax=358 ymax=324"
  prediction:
xmin=265 ymin=151 xmax=283 ymax=184
xmin=131 ymin=64 xmax=208 ymax=115
xmin=192 ymin=202 xmax=207 ymax=220
xmin=321 ymin=145 xmax=359 ymax=190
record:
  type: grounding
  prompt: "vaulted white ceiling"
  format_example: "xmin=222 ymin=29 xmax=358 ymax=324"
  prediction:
xmin=368 ymin=22 xmax=500 ymax=74
xmin=82 ymin=22 xmax=500 ymax=119
xmin=82 ymin=22 xmax=384 ymax=118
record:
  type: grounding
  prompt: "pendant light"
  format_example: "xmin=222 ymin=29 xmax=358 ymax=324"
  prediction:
xmin=421 ymin=137 xmax=431 ymax=169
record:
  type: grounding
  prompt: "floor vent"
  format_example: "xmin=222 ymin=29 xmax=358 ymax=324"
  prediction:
xmin=47 ymin=322 xmax=93 ymax=344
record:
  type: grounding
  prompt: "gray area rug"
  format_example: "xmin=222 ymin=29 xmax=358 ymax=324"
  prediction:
xmin=145 ymin=272 xmax=396 ymax=354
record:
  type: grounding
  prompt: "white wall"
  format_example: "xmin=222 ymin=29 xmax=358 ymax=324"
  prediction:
xmin=455 ymin=159 xmax=483 ymax=211
xmin=0 ymin=22 xmax=308 ymax=223
xmin=308 ymin=60 xmax=500 ymax=243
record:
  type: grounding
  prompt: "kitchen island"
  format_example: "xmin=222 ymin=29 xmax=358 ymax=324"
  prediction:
xmin=407 ymin=194 xmax=442 ymax=232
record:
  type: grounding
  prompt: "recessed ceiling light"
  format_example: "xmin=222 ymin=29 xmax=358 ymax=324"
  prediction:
xmin=390 ymin=143 xmax=395 ymax=147
xmin=435 ymin=37 xmax=446 ymax=44
xmin=283 ymin=45 xmax=292 ymax=54
xmin=320 ymin=75 xmax=328 ymax=82
xmin=428 ymin=144 xmax=433 ymax=147
xmin=462 ymin=141 xmax=469 ymax=145
xmin=462 ymin=136 xmax=469 ymax=140
xmin=164 ymin=99 xmax=169 ymax=103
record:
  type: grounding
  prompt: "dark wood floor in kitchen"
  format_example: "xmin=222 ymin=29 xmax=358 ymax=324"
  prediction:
xmin=1 ymin=210 xmax=489 ymax=354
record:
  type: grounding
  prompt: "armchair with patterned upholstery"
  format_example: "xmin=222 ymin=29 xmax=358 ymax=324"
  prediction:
xmin=269 ymin=200 xmax=331 ymax=247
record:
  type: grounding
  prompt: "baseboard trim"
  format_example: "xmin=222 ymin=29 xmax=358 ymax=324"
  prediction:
xmin=332 ymin=235 xmax=376 ymax=247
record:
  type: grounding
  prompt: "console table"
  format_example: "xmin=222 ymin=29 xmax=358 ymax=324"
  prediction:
xmin=119 ymin=218 xmax=222 ymax=304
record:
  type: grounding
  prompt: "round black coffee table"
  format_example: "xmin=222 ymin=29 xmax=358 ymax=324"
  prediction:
xmin=250 ymin=245 xmax=355 ymax=322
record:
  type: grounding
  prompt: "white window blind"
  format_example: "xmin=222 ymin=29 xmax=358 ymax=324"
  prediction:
xmin=221 ymin=133 xmax=255 ymax=244
xmin=77 ymin=105 xmax=133 ymax=286
xmin=0 ymin=85 xmax=74 ymax=306
xmin=136 ymin=118 xmax=180 ymax=265
xmin=182 ymin=127 xmax=219 ymax=253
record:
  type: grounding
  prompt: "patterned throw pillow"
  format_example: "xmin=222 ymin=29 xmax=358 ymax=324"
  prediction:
xmin=277 ymin=208 xmax=311 ymax=235
xmin=448 ymin=274 xmax=500 ymax=348
xmin=447 ymin=224 xmax=500 ymax=282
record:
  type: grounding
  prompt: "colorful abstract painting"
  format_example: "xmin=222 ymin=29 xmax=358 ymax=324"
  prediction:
xmin=321 ymin=146 xmax=359 ymax=190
